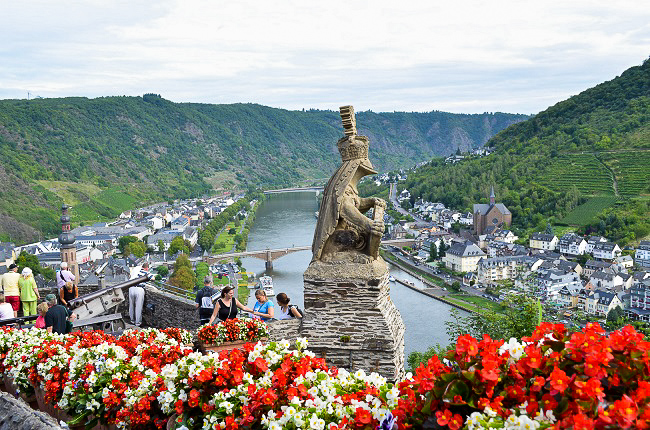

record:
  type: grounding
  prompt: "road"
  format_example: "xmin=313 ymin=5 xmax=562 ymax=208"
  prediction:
xmin=389 ymin=183 xmax=426 ymax=223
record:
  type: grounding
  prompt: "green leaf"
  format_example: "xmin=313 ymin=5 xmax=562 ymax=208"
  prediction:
xmin=67 ymin=410 xmax=91 ymax=426
xmin=443 ymin=380 xmax=470 ymax=402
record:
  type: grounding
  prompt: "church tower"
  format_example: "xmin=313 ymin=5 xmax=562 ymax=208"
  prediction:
xmin=489 ymin=185 xmax=496 ymax=206
xmin=59 ymin=204 xmax=79 ymax=284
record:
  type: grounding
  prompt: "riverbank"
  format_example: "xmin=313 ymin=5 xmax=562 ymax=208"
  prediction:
xmin=382 ymin=248 xmax=477 ymax=314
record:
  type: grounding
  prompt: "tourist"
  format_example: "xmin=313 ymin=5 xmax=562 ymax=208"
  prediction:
xmin=0 ymin=263 xmax=21 ymax=318
xmin=129 ymin=283 xmax=145 ymax=327
xmin=275 ymin=293 xmax=302 ymax=320
xmin=59 ymin=280 xmax=78 ymax=308
xmin=0 ymin=295 xmax=14 ymax=321
xmin=195 ymin=275 xmax=218 ymax=325
xmin=208 ymin=286 xmax=255 ymax=324
xmin=252 ymin=289 xmax=274 ymax=321
xmin=44 ymin=294 xmax=76 ymax=334
xmin=56 ymin=262 xmax=75 ymax=289
xmin=34 ymin=302 xmax=49 ymax=328
xmin=18 ymin=267 xmax=40 ymax=316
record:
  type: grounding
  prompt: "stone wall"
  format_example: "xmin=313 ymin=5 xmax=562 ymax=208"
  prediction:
xmin=0 ymin=392 xmax=61 ymax=430
xmin=267 ymin=318 xmax=301 ymax=341
xmin=141 ymin=285 xmax=202 ymax=331
xmin=299 ymin=259 xmax=405 ymax=381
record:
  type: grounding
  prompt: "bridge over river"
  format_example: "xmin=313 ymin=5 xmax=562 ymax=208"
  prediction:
xmin=203 ymin=239 xmax=415 ymax=269
xmin=264 ymin=186 xmax=324 ymax=195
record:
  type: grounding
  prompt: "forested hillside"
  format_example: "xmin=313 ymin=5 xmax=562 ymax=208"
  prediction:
xmin=0 ymin=95 xmax=525 ymax=242
xmin=398 ymin=57 xmax=650 ymax=244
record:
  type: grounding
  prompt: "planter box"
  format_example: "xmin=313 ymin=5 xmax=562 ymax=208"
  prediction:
xmin=200 ymin=337 xmax=268 ymax=354
xmin=3 ymin=374 xmax=37 ymax=409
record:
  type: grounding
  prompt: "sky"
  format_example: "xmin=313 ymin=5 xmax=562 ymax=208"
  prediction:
xmin=1 ymin=0 xmax=649 ymax=115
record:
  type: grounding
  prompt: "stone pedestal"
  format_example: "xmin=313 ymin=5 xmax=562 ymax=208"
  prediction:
xmin=301 ymin=258 xmax=405 ymax=381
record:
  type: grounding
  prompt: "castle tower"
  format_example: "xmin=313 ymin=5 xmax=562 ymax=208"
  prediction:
xmin=490 ymin=185 xmax=496 ymax=206
xmin=59 ymin=204 xmax=79 ymax=284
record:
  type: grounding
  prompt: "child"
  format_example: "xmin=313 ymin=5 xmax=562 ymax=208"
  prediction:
xmin=34 ymin=302 xmax=49 ymax=328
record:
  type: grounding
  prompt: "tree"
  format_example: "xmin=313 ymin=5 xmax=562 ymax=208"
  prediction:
xmin=545 ymin=222 xmax=554 ymax=235
xmin=428 ymin=242 xmax=438 ymax=261
xmin=173 ymin=253 xmax=192 ymax=273
xmin=228 ymin=227 xmax=236 ymax=234
xmin=169 ymin=266 xmax=196 ymax=291
xmin=456 ymin=148 xmax=462 ymax=155
xmin=157 ymin=240 xmax=165 ymax=253
xmin=155 ymin=265 xmax=169 ymax=278
xmin=169 ymin=236 xmax=189 ymax=255
xmin=118 ymin=236 xmax=138 ymax=254
xmin=124 ymin=240 xmax=147 ymax=258
xmin=606 ymin=305 xmax=625 ymax=330
xmin=15 ymin=251 xmax=54 ymax=280
xmin=438 ymin=241 xmax=447 ymax=258
xmin=450 ymin=281 xmax=462 ymax=292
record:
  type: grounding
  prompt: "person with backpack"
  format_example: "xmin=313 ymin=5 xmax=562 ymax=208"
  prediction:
xmin=275 ymin=293 xmax=302 ymax=320
xmin=195 ymin=275 xmax=218 ymax=325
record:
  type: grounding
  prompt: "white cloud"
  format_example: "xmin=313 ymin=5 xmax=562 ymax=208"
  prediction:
xmin=0 ymin=0 xmax=648 ymax=113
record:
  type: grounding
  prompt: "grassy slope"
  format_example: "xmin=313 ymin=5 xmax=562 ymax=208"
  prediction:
xmin=0 ymin=97 xmax=525 ymax=242
xmin=399 ymin=58 xmax=650 ymax=242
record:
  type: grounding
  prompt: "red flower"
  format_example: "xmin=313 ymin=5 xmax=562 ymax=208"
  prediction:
xmin=355 ymin=407 xmax=373 ymax=425
xmin=448 ymin=413 xmax=463 ymax=430
xmin=549 ymin=366 xmax=569 ymax=393
xmin=456 ymin=334 xmax=479 ymax=359
xmin=436 ymin=409 xmax=452 ymax=426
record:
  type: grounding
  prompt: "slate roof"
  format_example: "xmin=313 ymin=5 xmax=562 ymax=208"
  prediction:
xmin=473 ymin=203 xmax=511 ymax=216
xmin=594 ymin=242 xmax=619 ymax=252
xmin=531 ymin=233 xmax=556 ymax=242
xmin=447 ymin=241 xmax=486 ymax=257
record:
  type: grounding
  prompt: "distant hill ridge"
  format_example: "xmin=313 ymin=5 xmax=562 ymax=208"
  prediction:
xmin=0 ymin=96 xmax=526 ymax=242
xmin=399 ymin=57 xmax=650 ymax=244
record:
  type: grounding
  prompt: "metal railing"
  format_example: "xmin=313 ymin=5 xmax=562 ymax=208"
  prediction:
xmin=145 ymin=280 xmax=196 ymax=301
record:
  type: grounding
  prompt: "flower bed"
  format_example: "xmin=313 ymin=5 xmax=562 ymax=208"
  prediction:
xmin=197 ymin=317 xmax=269 ymax=346
xmin=0 ymin=322 xmax=649 ymax=429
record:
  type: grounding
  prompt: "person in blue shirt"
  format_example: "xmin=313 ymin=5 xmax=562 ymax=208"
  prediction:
xmin=252 ymin=289 xmax=274 ymax=321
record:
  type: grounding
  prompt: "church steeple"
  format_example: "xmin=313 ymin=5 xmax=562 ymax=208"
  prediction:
xmin=489 ymin=186 xmax=496 ymax=205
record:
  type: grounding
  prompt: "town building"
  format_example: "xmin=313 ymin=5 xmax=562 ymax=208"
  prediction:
xmin=529 ymin=233 xmax=558 ymax=251
xmin=522 ymin=268 xmax=583 ymax=302
xmin=558 ymin=233 xmax=587 ymax=256
xmin=636 ymin=241 xmax=650 ymax=268
xmin=472 ymin=186 xmax=512 ymax=236
xmin=581 ymin=290 xmax=623 ymax=317
xmin=592 ymin=242 xmax=622 ymax=261
xmin=442 ymin=240 xmax=486 ymax=273
xmin=626 ymin=278 xmax=650 ymax=322
xmin=476 ymin=255 xmax=542 ymax=286
xmin=585 ymin=236 xmax=608 ymax=254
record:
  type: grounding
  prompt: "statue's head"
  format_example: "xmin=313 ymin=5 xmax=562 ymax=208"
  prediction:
xmin=337 ymin=135 xmax=377 ymax=174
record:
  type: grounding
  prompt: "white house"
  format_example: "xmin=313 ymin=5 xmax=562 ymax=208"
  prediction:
xmin=593 ymin=242 xmax=622 ymax=261
xmin=589 ymin=271 xmax=625 ymax=291
xmin=558 ymin=233 xmax=587 ymax=256
xmin=585 ymin=236 xmax=608 ymax=254
xmin=583 ymin=290 xmax=623 ymax=317
xmin=636 ymin=241 xmax=650 ymax=268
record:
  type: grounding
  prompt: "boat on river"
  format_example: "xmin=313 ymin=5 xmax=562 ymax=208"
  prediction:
xmin=256 ymin=275 xmax=275 ymax=296
xmin=389 ymin=275 xmax=396 ymax=282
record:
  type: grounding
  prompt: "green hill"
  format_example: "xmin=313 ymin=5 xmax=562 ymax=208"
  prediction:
xmin=0 ymin=95 xmax=526 ymax=242
xmin=399 ymin=57 xmax=650 ymax=244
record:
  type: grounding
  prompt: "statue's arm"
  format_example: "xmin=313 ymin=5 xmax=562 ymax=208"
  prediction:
xmin=358 ymin=197 xmax=386 ymax=213
xmin=340 ymin=197 xmax=384 ymax=236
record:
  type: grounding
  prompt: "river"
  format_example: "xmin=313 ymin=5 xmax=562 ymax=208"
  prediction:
xmin=242 ymin=192 xmax=467 ymax=359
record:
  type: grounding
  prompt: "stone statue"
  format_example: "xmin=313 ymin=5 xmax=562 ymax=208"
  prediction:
xmin=312 ymin=106 xmax=387 ymax=264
